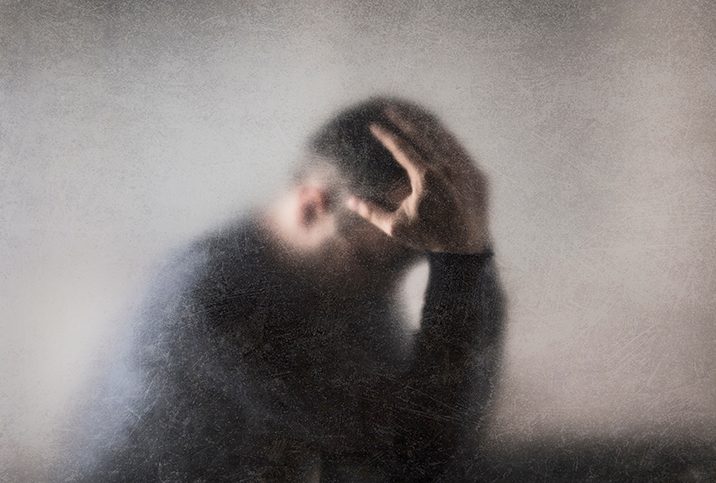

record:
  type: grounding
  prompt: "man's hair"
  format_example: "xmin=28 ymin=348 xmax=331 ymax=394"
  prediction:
xmin=308 ymin=97 xmax=435 ymax=209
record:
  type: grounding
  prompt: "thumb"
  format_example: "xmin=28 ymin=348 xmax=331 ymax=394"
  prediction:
xmin=346 ymin=196 xmax=396 ymax=237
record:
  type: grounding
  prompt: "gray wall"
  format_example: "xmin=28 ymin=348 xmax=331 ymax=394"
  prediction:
xmin=2 ymin=0 xmax=715 ymax=471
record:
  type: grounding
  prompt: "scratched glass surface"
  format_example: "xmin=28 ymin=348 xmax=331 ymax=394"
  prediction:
xmin=2 ymin=1 xmax=715 ymax=480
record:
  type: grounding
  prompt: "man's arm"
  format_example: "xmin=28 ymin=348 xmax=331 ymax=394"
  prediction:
xmin=394 ymin=250 xmax=502 ymax=480
xmin=347 ymin=104 xmax=504 ymax=479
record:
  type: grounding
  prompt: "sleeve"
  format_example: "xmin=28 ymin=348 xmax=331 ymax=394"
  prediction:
xmin=392 ymin=249 xmax=504 ymax=481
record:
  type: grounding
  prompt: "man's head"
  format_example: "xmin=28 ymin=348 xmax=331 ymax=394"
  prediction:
xmin=263 ymin=97 xmax=435 ymax=295
xmin=308 ymin=98 xmax=416 ymax=211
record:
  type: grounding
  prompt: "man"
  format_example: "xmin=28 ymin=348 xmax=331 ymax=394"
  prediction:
xmin=73 ymin=98 xmax=503 ymax=482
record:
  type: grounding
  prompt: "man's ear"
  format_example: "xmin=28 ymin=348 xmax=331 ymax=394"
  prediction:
xmin=296 ymin=185 xmax=329 ymax=228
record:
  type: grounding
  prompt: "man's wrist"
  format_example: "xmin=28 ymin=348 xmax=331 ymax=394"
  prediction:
xmin=430 ymin=227 xmax=490 ymax=254
xmin=427 ymin=247 xmax=494 ymax=278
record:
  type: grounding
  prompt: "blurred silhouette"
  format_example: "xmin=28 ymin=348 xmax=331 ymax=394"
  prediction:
xmin=63 ymin=98 xmax=503 ymax=482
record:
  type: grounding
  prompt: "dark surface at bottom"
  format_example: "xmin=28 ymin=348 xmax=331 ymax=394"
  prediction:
xmin=472 ymin=439 xmax=716 ymax=482
xmin=9 ymin=439 xmax=716 ymax=482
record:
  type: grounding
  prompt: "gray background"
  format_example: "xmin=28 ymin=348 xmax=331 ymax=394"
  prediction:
xmin=2 ymin=0 xmax=715 ymax=474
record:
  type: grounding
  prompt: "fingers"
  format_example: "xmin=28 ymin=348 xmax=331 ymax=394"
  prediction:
xmin=369 ymin=124 xmax=426 ymax=187
xmin=346 ymin=196 xmax=397 ymax=237
xmin=385 ymin=105 xmax=470 ymax=171
xmin=384 ymin=105 xmax=441 ymax=157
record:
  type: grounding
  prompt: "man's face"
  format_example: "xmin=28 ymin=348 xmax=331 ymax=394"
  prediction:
xmin=309 ymin=177 xmax=416 ymax=294
xmin=266 ymin=170 xmax=416 ymax=297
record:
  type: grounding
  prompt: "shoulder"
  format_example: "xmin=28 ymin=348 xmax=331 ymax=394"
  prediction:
xmin=130 ymin=218 xmax=272 ymax=343
xmin=147 ymin=218 xmax=265 ymax=299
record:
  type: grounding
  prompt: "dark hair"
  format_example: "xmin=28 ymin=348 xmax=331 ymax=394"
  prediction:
xmin=309 ymin=97 xmax=431 ymax=209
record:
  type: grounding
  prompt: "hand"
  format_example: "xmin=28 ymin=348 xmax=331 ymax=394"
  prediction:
xmin=346 ymin=105 xmax=490 ymax=254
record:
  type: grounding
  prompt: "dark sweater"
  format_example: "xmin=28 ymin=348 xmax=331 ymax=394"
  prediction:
xmin=73 ymin=219 xmax=503 ymax=482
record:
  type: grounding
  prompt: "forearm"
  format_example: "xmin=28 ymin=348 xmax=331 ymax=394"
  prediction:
xmin=414 ymin=249 xmax=502 ymax=381
xmin=392 ymin=249 xmax=504 ymax=477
